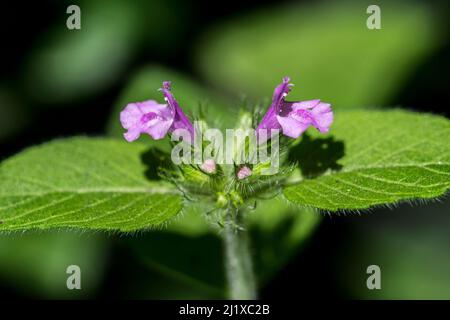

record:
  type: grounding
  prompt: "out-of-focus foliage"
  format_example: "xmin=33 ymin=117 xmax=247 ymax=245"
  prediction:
xmin=248 ymin=200 xmax=320 ymax=285
xmin=0 ymin=233 xmax=109 ymax=298
xmin=339 ymin=198 xmax=450 ymax=299
xmin=23 ymin=0 xmax=188 ymax=105
xmin=0 ymin=86 xmax=28 ymax=142
xmin=196 ymin=1 xmax=443 ymax=110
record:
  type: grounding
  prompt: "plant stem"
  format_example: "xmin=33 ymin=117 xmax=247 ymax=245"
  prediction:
xmin=222 ymin=207 xmax=257 ymax=300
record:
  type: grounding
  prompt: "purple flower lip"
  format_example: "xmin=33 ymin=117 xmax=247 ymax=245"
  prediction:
xmin=256 ymin=77 xmax=333 ymax=141
xmin=120 ymin=81 xmax=194 ymax=142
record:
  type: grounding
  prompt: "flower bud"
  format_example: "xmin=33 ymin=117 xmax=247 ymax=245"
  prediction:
xmin=237 ymin=166 xmax=252 ymax=180
xmin=200 ymin=159 xmax=217 ymax=174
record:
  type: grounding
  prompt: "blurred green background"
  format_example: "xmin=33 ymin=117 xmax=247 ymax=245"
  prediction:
xmin=0 ymin=0 xmax=448 ymax=299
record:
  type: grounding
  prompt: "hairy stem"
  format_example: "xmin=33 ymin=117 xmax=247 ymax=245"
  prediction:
xmin=222 ymin=207 xmax=257 ymax=300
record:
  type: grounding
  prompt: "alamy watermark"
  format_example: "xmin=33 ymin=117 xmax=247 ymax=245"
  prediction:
xmin=366 ymin=264 xmax=381 ymax=290
xmin=66 ymin=5 xmax=81 ymax=30
xmin=366 ymin=5 xmax=381 ymax=30
xmin=170 ymin=121 xmax=280 ymax=175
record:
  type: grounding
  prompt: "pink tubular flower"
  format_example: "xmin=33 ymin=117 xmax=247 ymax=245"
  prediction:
xmin=256 ymin=77 xmax=333 ymax=141
xmin=120 ymin=81 xmax=194 ymax=142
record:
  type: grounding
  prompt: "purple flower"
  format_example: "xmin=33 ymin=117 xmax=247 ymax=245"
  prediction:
xmin=256 ymin=77 xmax=333 ymax=141
xmin=120 ymin=81 xmax=194 ymax=142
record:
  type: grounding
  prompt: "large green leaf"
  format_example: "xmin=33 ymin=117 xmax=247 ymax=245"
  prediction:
xmin=196 ymin=1 xmax=442 ymax=109
xmin=0 ymin=137 xmax=182 ymax=232
xmin=283 ymin=110 xmax=450 ymax=211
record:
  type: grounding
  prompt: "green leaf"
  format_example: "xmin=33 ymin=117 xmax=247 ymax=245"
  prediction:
xmin=283 ymin=110 xmax=450 ymax=211
xmin=107 ymin=65 xmax=236 ymax=150
xmin=0 ymin=137 xmax=182 ymax=232
xmin=196 ymin=1 xmax=442 ymax=109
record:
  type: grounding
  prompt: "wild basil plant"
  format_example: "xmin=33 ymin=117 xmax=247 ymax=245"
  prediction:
xmin=0 ymin=77 xmax=449 ymax=299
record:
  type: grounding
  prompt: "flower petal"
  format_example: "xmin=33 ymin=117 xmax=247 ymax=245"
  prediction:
xmin=138 ymin=100 xmax=169 ymax=114
xmin=290 ymin=99 xmax=321 ymax=111
xmin=276 ymin=115 xmax=310 ymax=138
xmin=310 ymin=102 xmax=333 ymax=133
xmin=272 ymin=76 xmax=293 ymax=111
xmin=160 ymin=81 xmax=194 ymax=136
xmin=146 ymin=119 xmax=174 ymax=140
xmin=120 ymin=103 xmax=142 ymax=129
xmin=120 ymin=100 xmax=174 ymax=142
xmin=256 ymin=77 xmax=293 ymax=141
xmin=120 ymin=100 xmax=166 ymax=129
xmin=123 ymin=128 xmax=141 ymax=142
